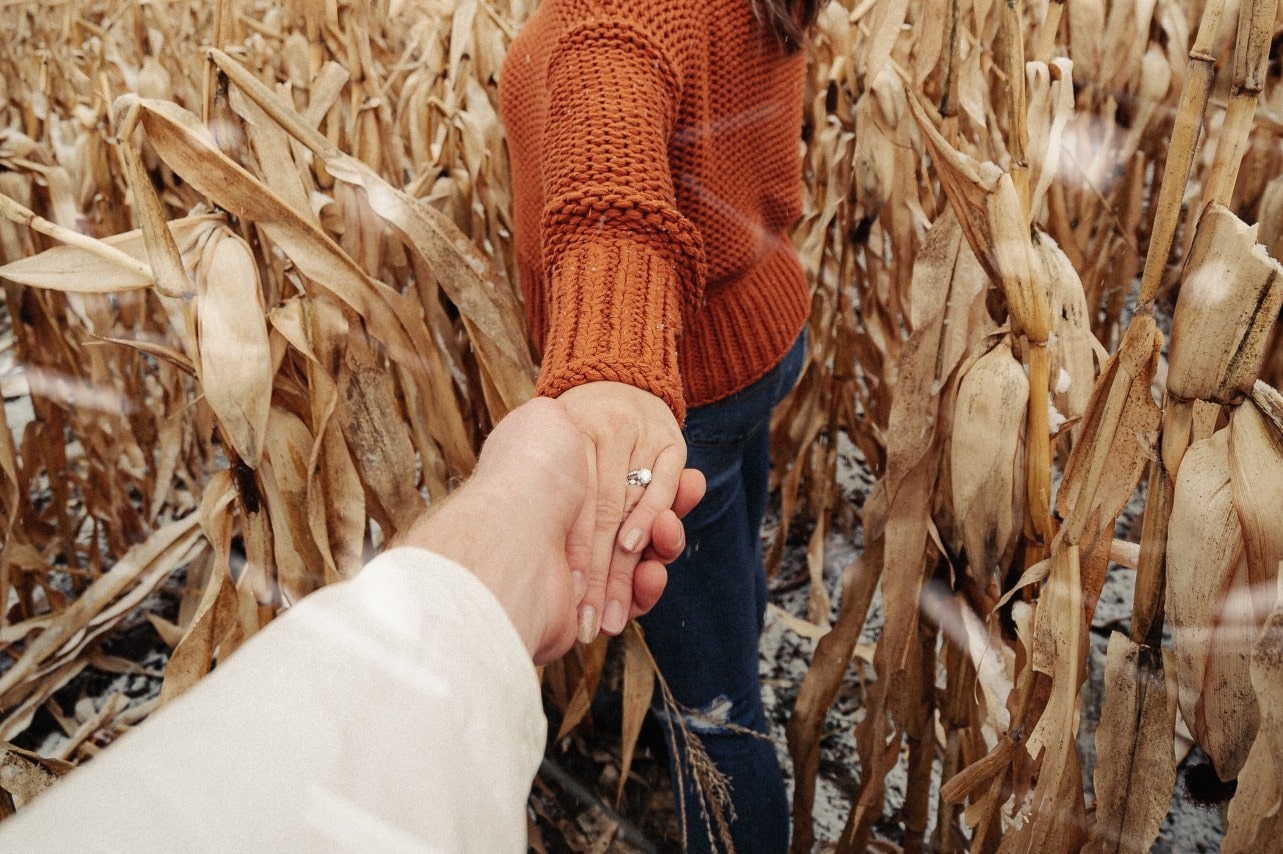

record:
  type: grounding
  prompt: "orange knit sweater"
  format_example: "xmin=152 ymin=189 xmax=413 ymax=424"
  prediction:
xmin=498 ymin=0 xmax=811 ymax=422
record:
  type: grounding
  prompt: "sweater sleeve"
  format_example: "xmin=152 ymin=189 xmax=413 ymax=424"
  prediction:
xmin=535 ymin=6 xmax=707 ymax=422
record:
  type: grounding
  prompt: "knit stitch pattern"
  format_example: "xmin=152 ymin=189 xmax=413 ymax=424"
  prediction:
xmin=500 ymin=0 xmax=811 ymax=422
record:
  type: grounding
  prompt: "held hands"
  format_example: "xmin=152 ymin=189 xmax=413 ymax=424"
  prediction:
xmin=557 ymin=381 xmax=695 ymax=643
xmin=401 ymin=396 xmax=701 ymax=664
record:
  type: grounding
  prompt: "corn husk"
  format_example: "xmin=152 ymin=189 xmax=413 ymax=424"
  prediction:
xmin=950 ymin=338 xmax=1027 ymax=594
xmin=1167 ymin=204 xmax=1283 ymax=404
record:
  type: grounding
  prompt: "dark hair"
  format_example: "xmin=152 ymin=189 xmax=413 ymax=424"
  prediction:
xmin=752 ymin=0 xmax=824 ymax=52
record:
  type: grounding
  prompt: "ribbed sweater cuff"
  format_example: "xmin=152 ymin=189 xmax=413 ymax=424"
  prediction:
xmin=536 ymin=239 xmax=686 ymax=422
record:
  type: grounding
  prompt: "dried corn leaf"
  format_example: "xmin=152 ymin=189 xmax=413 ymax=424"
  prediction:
xmin=261 ymin=407 xmax=327 ymax=603
xmin=1013 ymin=541 xmax=1088 ymax=853
xmin=1085 ymin=636 xmax=1178 ymax=854
xmin=1229 ymin=390 xmax=1283 ymax=622
xmin=1056 ymin=314 xmax=1162 ymax=611
xmin=1167 ymin=426 xmax=1257 ymax=779
xmin=617 ymin=623 xmax=655 ymax=806
xmin=334 ymin=326 xmax=422 ymax=537
xmin=207 ymin=49 xmax=535 ymax=414
xmin=1222 ymin=578 xmax=1283 ymax=854
xmin=555 ymin=635 xmax=609 ymax=743
xmin=0 ymin=215 xmax=221 ymax=292
xmin=0 ymin=742 xmax=73 ymax=805
xmin=0 ymin=513 xmax=203 ymax=705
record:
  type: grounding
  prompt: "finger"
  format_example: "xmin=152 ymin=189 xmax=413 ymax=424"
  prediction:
xmin=565 ymin=445 xmax=597 ymax=600
xmin=578 ymin=441 xmax=632 ymax=644
xmin=643 ymin=508 xmax=686 ymax=566
xmin=616 ymin=443 xmax=686 ymax=555
xmin=599 ymin=543 xmax=643 ymax=636
xmin=627 ymin=559 xmax=669 ymax=620
xmin=671 ymin=468 xmax=706 ymax=519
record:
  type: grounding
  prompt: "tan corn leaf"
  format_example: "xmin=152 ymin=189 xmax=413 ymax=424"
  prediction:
xmin=0 ymin=214 xmax=220 ymax=292
xmin=1085 ymin=636 xmax=1178 ymax=854
xmin=1016 ymin=541 xmax=1088 ymax=854
xmin=126 ymin=97 xmax=436 ymax=402
xmin=785 ymin=535 xmax=887 ymax=846
xmin=617 ymin=623 xmax=655 ymax=806
xmin=904 ymin=88 xmax=1050 ymax=342
xmin=1027 ymin=59 xmax=1075 ymax=221
xmin=261 ymin=407 xmax=327 ymax=604
xmin=229 ymin=85 xmax=318 ymax=227
xmin=556 ymin=635 xmax=609 ymax=742
xmin=0 ymin=513 xmax=203 ymax=704
xmin=862 ymin=0 xmax=908 ymax=90
xmin=0 ymin=662 xmax=88 ymax=745
xmin=116 ymin=99 xmax=193 ymax=301
xmin=145 ymin=612 xmax=185 ymax=649
xmin=157 ymin=471 xmax=238 ymax=702
xmin=269 ymin=297 xmax=367 ymax=581
xmin=1167 ymin=426 xmax=1258 ymax=778
xmin=207 ymin=50 xmax=536 ymax=413
xmin=194 ymin=227 xmax=273 ymax=468
xmin=334 ymin=329 xmax=422 ymax=536
xmin=1067 ymin=0 xmax=1104 ymax=75
xmin=148 ymin=409 xmax=186 ymax=522
xmin=1257 ymin=176 xmax=1283 ymax=262
xmin=1203 ymin=553 xmax=1260 ymax=781
xmin=1229 ymin=391 xmax=1283 ymax=622
xmin=852 ymin=77 xmax=897 ymax=223
xmin=1167 ymin=204 xmax=1283 ymax=404
xmin=1222 ymin=578 xmax=1283 ymax=854
xmin=316 ymin=415 xmax=366 ymax=583
xmin=1056 ymin=314 xmax=1162 ymax=609
xmin=0 ymin=742 xmax=73 ymax=804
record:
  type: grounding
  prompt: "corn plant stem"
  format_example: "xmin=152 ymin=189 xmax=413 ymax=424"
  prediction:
xmin=1160 ymin=398 xmax=1195 ymax=477
xmin=1201 ymin=95 xmax=1262 ymax=210
xmin=933 ymin=642 xmax=974 ymax=852
xmin=1132 ymin=453 xmax=1174 ymax=649
xmin=0 ymin=192 xmax=155 ymax=284
xmin=1136 ymin=0 xmax=1230 ymax=308
xmin=1024 ymin=341 xmax=1053 ymax=553
xmin=902 ymin=619 xmax=940 ymax=854
xmin=938 ymin=0 xmax=962 ymax=122
xmin=1002 ymin=0 xmax=1030 ymax=219
xmin=1203 ymin=0 xmax=1275 ymax=207
xmin=1034 ymin=0 xmax=1065 ymax=65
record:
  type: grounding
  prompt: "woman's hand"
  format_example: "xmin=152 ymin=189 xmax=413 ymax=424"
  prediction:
xmin=557 ymin=381 xmax=690 ymax=642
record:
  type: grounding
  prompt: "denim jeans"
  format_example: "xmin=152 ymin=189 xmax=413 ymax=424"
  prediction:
xmin=638 ymin=330 xmax=805 ymax=854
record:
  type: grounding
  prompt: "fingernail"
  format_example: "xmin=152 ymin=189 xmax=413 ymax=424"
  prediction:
xmin=622 ymin=528 xmax=643 ymax=553
xmin=602 ymin=599 xmax=626 ymax=635
xmin=571 ymin=571 xmax=586 ymax=599
xmin=578 ymin=605 xmax=596 ymax=645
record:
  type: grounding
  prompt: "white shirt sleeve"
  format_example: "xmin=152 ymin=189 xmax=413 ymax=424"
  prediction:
xmin=0 ymin=547 xmax=547 ymax=853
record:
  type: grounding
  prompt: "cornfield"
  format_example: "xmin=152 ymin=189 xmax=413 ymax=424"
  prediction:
xmin=0 ymin=0 xmax=1281 ymax=850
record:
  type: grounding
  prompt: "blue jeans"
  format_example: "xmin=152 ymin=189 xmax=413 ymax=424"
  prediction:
xmin=639 ymin=331 xmax=805 ymax=854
